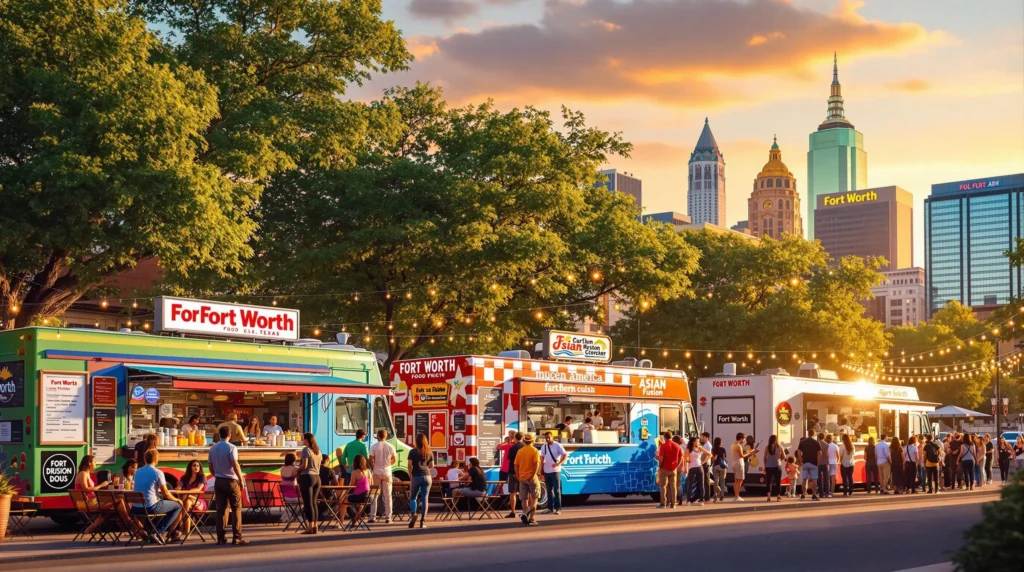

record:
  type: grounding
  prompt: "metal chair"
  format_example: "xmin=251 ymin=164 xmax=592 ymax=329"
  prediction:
xmin=6 ymin=496 xmax=39 ymax=539
xmin=123 ymin=490 xmax=170 ymax=547
xmin=68 ymin=490 xmax=104 ymax=542
xmin=475 ymin=481 xmax=506 ymax=520
xmin=435 ymin=482 xmax=463 ymax=522
xmin=342 ymin=485 xmax=380 ymax=532
xmin=279 ymin=480 xmax=306 ymax=532
xmin=244 ymin=478 xmax=278 ymax=524
xmin=93 ymin=490 xmax=128 ymax=544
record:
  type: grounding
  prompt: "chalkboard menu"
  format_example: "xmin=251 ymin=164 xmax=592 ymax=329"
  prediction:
xmin=478 ymin=388 xmax=503 ymax=466
xmin=93 ymin=408 xmax=117 ymax=446
xmin=414 ymin=412 xmax=429 ymax=442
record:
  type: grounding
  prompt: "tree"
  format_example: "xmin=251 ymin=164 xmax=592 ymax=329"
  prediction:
xmin=0 ymin=0 xmax=255 ymax=329
xmin=952 ymin=470 xmax=1024 ymax=572
xmin=254 ymin=84 xmax=700 ymax=368
xmin=610 ymin=230 xmax=889 ymax=378
xmin=887 ymin=301 xmax=994 ymax=409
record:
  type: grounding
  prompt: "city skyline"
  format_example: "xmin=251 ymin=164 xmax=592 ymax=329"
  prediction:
xmin=362 ymin=0 xmax=1024 ymax=266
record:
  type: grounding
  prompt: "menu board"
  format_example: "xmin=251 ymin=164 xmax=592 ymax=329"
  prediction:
xmin=414 ymin=412 xmax=429 ymax=443
xmin=92 ymin=376 xmax=117 ymax=406
xmin=93 ymin=408 xmax=117 ymax=446
xmin=40 ymin=372 xmax=88 ymax=445
xmin=478 ymin=387 xmax=503 ymax=466
xmin=0 ymin=420 xmax=24 ymax=444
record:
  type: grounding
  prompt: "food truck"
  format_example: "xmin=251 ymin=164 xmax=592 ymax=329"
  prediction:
xmin=0 ymin=297 xmax=405 ymax=517
xmin=390 ymin=331 xmax=696 ymax=502
xmin=696 ymin=363 xmax=937 ymax=489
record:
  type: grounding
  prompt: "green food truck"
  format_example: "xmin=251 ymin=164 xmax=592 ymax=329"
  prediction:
xmin=0 ymin=297 xmax=406 ymax=520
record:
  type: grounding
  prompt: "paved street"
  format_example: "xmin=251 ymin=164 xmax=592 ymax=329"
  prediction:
xmin=6 ymin=492 xmax=995 ymax=572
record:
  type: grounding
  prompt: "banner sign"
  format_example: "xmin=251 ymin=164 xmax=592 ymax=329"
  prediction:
xmin=154 ymin=296 xmax=300 ymax=341
xmin=542 ymin=330 xmax=612 ymax=363
xmin=411 ymin=384 xmax=449 ymax=408
xmin=40 ymin=451 xmax=78 ymax=494
xmin=520 ymin=380 xmax=631 ymax=397
xmin=0 ymin=360 xmax=25 ymax=408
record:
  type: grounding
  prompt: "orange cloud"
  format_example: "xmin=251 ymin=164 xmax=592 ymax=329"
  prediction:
xmin=886 ymin=79 xmax=931 ymax=93
xmin=396 ymin=0 xmax=940 ymax=106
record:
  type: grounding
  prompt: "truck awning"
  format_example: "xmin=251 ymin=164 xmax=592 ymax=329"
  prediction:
xmin=126 ymin=364 xmax=390 ymax=396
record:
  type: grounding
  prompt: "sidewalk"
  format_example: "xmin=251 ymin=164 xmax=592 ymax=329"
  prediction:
xmin=0 ymin=487 xmax=1000 ymax=563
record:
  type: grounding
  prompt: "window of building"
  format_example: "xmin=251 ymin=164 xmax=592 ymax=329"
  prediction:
xmin=767 ymin=179 xmax=773 ymax=188
xmin=776 ymin=178 xmax=782 ymax=188
xmin=784 ymin=179 xmax=790 ymax=188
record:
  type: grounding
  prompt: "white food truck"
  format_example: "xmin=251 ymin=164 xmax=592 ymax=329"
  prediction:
xmin=696 ymin=363 xmax=938 ymax=488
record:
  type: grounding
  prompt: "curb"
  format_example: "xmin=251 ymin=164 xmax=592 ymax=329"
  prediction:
xmin=0 ymin=489 xmax=1000 ymax=564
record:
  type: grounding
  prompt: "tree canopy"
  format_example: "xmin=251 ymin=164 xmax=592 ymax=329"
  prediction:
xmin=253 ymin=84 xmax=700 ymax=368
xmin=609 ymin=230 xmax=889 ymax=377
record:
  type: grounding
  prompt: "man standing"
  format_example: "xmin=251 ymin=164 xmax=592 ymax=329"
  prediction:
xmin=593 ymin=410 xmax=605 ymax=430
xmin=540 ymin=432 xmax=567 ymax=514
xmin=983 ymin=434 xmax=994 ymax=485
xmin=656 ymin=431 xmax=683 ymax=508
xmin=342 ymin=429 xmax=369 ymax=484
xmin=796 ymin=434 xmax=821 ymax=501
xmin=826 ymin=434 xmax=839 ymax=498
xmin=262 ymin=415 xmax=283 ymax=438
xmin=132 ymin=449 xmax=183 ymax=543
xmin=924 ymin=434 xmax=941 ymax=494
xmin=876 ymin=434 xmax=892 ymax=494
xmin=514 ymin=433 xmax=542 ymax=526
xmin=368 ymin=429 xmax=397 ymax=523
xmin=217 ymin=412 xmax=246 ymax=446
xmin=816 ymin=433 xmax=829 ymax=498
xmin=700 ymin=432 xmax=713 ymax=502
xmin=505 ymin=432 xmax=525 ymax=518
xmin=208 ymin=426 xmax=248 ymax=545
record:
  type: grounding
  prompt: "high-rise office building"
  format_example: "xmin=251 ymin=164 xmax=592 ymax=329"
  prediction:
xmin=687 ymin=118 xmax=726 ymax=226
xmin=748 ymin=137 xmax=802 ymax=239
xmin=925 ymin=173 xmax=1024 ymax=317
xmin=861 ymin=267 xmax=926 ymax=327
xmin=814 ymin=185 xmax=913 ymax=270
xmin=597 ymin=169 xmax=642 ymax=210
xmin=807 ymin=54 xmax=868 ymax=239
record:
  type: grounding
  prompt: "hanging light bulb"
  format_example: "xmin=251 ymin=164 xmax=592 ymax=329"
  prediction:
xmin=313 ymin=328 xmax=321 ymax=336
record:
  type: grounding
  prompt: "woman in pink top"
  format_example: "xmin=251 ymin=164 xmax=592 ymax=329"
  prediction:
xmin=74 ymin=455 xmax=109 ymax=533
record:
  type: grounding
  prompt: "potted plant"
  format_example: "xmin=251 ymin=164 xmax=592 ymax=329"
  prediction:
xmin=0 ymin=467 xmax=16 ymax=542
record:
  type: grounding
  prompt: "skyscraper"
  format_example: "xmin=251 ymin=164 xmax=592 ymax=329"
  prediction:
xmin=807 ymin=54 xmax=868 ymax=239
xmin=748 ymin=137 xmax=802 ymax=240
xmin=925 ymin=173 xmax=1024 ymax=317
xmin=814 ymin=185 xmax=913 ymax=271
xmin=597 ymin=169 xmax=642 ymax=211
xmin=687 ymin=118 xmax=726 ymax=226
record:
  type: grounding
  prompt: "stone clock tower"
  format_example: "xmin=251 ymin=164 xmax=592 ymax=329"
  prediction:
xmin=748 ymin=137 xmax=802 ymax=240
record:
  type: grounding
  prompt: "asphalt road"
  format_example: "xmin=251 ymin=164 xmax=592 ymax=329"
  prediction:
xmin=15 ymin=495 xmax=988 ymax=572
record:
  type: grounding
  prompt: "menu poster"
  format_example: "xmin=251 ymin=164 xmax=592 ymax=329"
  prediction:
xmin=452 ymin=410 xmax=466 ymax=432
xmin=40 ymin=371 xmax=88 ymax=445
xmin=477 ymin=387 xmax=503 ymax=466
xmin=429 ymin=411 xmax=446 ymax=449
xmin=414 ymin=412 xmax=429 ymax=445
xmin=0 ymin=420 xmax=25 ymax=444
xmin=93 ymin=408 xmax=117 ymax=446
xmin=92 ymin=376 xmax=117 ymax=407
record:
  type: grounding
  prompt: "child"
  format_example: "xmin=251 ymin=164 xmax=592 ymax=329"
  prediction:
xmin=785 ymin=455 xmax=799 ymax=498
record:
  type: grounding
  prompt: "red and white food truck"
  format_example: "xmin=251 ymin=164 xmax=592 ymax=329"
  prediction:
xmin=696 ymin=363 xmax=938 ymax=488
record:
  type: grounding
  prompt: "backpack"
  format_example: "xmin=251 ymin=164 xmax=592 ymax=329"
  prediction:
xmin=925 ymin=442 xmax=939 ymax=463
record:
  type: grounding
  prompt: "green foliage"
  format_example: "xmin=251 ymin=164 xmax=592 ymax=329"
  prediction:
xmin=952 ymin=469 xmax=1024 ymax=572
xmin=0 ymin=0 xmax=256 ymax=328
xmin=888 ymin=301 xmax=995 ymax=409
xmin=609 ymin=231 xmax=888 ymax=376
xmin=1005 ymin=237 xmax=1024 ymax=269
xmin=254 ymin=84 xmax=700 ymax=367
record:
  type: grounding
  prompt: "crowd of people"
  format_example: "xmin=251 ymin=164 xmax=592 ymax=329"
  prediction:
xmin=653 ymin=429 xmax=1024 ymax=506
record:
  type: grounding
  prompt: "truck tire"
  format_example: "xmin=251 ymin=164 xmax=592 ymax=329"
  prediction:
xmin=563 ymin=494 xmax=589 ymax=506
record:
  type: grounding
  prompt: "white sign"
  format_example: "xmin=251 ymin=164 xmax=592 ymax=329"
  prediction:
xmin=40 ymin=372 xmax=88 ymax=445
xmin=542 ymin=330 xmax=612 ymax=363
xmin=154 ymin=296 xmax=300 ymax=341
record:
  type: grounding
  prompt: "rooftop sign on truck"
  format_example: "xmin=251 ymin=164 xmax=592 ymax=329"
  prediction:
xmin=154 ymin=296 xmax=300 ymax=341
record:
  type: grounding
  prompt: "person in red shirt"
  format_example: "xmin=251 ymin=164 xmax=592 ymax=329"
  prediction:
xmin=656 ymin=431 xmax=684 ymax=508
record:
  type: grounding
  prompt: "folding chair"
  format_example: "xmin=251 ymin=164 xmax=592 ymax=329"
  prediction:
xmin=476 ymin=481 xmax=505 ymax=520
xmin=279 ymin=480 xmax=306 ymax=533
xmin=343 ymin=485 xmax=380 ymax=532
xmin=6 ymin=496 xmax=39 ymax=539
xmin=317 ymin=485 xmax=349 ymax=532
xmin=390 ymin=481 xmax=412 ymax=522
xmin=123 ymin=491 xmax=170 ymax=547
xmin=435 ymin=483 xmax=462 ymax=522
xmin=68 ymin=490 xmax=104 ymax=542
xmin=192 ymin=491 xmax=218 ymax=539
xmin=108 ymin=490 xmax=148 ymax=546
xmin=94 ymin=490 xmax=128 ymax=544
xmin=244 ymin=478 xmax=277 ymax=524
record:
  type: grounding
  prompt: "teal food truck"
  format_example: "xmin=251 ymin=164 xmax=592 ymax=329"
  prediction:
xmin=0 ymin=297 xmax=405 ymax=518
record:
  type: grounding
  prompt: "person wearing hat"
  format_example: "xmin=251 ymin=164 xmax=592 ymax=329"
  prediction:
xmin=514 ymin=433 xmax=543 ymax=526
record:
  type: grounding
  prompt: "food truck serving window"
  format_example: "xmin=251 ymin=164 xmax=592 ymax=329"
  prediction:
xmin=525 ymin=396 xmax=630 ymax=444
xmin=336 ymin=397 xmax=368 ymax=435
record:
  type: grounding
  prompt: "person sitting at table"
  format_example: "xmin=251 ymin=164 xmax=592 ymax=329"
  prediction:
xmin=281 ymin=453 xmax=298 ymax=483
xmin=339 ymin=454 xmax=373 ymax=520
xmin=115 ymin=458 xmax=137 ymax=489
xmin=453 ymin=457 xmax=487 ymax=499
xmin=133 ymin=449 xmax=183 ymax=543
xmin=177 ymin=460 xmax=208 ymax=537
xmin=75 ymin=455 xmax=110 ymax=534
xmin=319 ymin=453 xmax=337 ymax=486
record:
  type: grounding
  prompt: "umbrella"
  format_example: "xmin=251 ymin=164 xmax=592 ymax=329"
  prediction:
xmin=928 ymin=405 xmax=991 ymax=432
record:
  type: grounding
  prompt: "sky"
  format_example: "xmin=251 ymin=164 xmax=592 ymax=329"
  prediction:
xmin=359 ymin=0 xmax=1024 ymax=266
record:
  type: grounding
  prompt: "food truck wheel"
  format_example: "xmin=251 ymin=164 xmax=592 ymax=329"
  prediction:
xmin=393 ymin=470 xmax=409 ymax=483
xmin=562 ymin=494 xmax=590 ymax=506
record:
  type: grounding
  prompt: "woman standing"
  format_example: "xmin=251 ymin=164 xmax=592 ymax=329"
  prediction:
xmin=996 ymin=436 xmax=1012 ymax=484
xmin=730 ymin=433 xmax=758 ymax=502
xmin=839 ymin=434 xmax=855 ymax=497
xmin=973 ymin=435 xmax=985 ymax=487
xmin=684 ymin=437 xmax=708 ymax=506
xmin=710 ymin=437 xmax=728 ymax=502
xmin=903 ymin=436 xmax=919 ymax=493
xmin=408 ymin=433 xmax=434 ymax=528
xmin=864 ymin=436 xmax=879 ymax=494
xmin=298 ymin=432 xmax=322 ymax=534
xmin=762 ymin=435 xmax=784 ymax=502
xmin=959 ymin=432 xmax=976 ymax=491
xmin=890 ymin=436 xmax=905 ymax=494
xmin=1014 ymin=435 xmax=1024 ymax=475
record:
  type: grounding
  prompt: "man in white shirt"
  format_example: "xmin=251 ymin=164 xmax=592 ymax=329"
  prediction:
xmin=368 ymin=429 xmax=396 ymax=523
xmin=181 ymin=415 xmax=201 ymax=439
xmin=262 ymin=415 xmax=283 ymax=437
xmin=700 ymin=432 xmax=713 ymax=501
xmin=540 ymin=431 xmax=567 ymax=514
xmin=593 ymin=412 xmax=605 ymax=430
xmin=826 ymin=434 xmax=839 ymax=498
xmin=875 ymin=434 xmax=892 ymax=494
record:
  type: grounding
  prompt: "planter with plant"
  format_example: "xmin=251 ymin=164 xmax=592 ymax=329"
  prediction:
xmin=0 ymin=467 xmax=16 ymax=542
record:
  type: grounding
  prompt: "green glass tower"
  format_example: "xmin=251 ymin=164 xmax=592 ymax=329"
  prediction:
xmin=807 ymin=54 xmax=868 ymax=239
